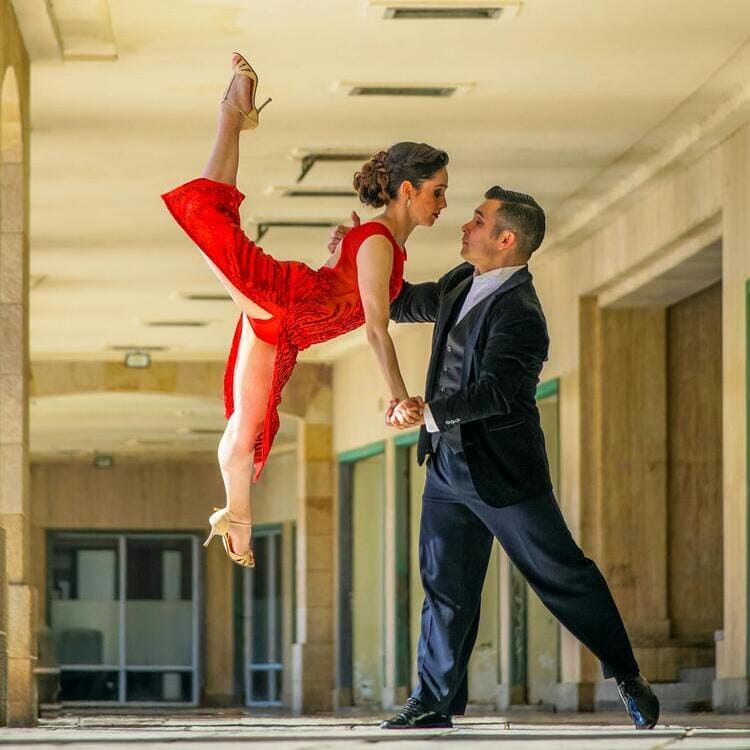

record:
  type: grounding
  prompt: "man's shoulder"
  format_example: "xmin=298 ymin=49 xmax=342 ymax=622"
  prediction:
xmin=438 ymin=262 xmax=474 ymax=290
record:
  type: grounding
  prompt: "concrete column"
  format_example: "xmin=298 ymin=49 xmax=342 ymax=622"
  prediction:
xmin=0 ymin=113 xmax=35 ymax=723
xmin=292 ymin=412 xmax=334 ymax=713
xmin=714 ymin=123 xmax=750 ymax=711
xmin=203 ymin=544 xmax=234 ymax=706
xmin=557 ymin=299 xmax=670 ymax=708
xmin=0 ymin=526 xmax=6 ymax=725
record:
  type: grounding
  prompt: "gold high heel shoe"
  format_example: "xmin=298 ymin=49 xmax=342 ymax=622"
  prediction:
xmin=221 ymin=52 xmax=272 ymax=131
xmin=203 ymin=506 xmax=256 ymax=568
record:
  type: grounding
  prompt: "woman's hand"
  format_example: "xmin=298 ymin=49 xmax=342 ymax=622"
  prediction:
xmin=327 ymin=211 xmax=361 ymax=254
xmin=390 ymin=396 xmax=425 ymax=428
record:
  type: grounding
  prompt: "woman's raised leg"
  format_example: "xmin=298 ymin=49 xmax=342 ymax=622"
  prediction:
xmin=217 ymin=314 xmax=276 ymax=557
xmin=201 ymin=53 xmax=250 ymax=186
xmin=194 ymin=53 xmax=275 ymax=322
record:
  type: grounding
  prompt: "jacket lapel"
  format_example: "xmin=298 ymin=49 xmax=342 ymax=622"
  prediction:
xmin=436 ymin=274 xmax=473 ymax=338
xmin=425 ymin=274 xmax=473 ymax=397
xmin=460 ymin=267 xmax=531 ymax=385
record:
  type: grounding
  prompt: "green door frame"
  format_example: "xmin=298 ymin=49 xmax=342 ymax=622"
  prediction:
xmin=392 ymin=430 xmax=420 ymax=690
xmin=336 ymin=441 xmax=386 ymax=703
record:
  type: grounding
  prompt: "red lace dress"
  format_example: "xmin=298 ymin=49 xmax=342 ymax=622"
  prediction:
xmin=162 ymin=177 xmax=406 ymax=480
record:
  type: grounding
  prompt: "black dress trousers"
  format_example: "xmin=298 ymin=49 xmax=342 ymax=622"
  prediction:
xmin=412 ymin=441 xmax=640 ymax=715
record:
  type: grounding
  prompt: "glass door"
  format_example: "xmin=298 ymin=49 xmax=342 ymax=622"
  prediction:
xmin=244 ymin=527 xmax=283 ymax=706
xmin=49 ymin=532 xmax=200 ymax=705
xmin=351 ymin=453 xmax=385 ymax=706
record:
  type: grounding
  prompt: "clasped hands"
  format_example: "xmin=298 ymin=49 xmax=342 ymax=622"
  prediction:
xmin=386 ymin=396 xmax=425 ymax=429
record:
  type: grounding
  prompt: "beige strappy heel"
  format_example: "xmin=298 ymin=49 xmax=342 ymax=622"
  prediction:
xmin=203 ymin=505 xmax=256 ymax=568
xmin=221 ymin=52 xmax=272 ymax=131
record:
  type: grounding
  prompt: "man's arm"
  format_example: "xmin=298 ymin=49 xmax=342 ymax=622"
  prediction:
xmin=426 ymin=314 xmax=547 ymax=429
xmin=389 ymin=264 xmax=470 ymax=324
xmin=390 ymin=281 xmax=440 ymax=323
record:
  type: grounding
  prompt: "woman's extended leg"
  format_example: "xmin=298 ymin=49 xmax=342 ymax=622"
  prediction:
xmin=217 ymin=314 xmax=275 ymax=556
xmin=197 ymin=53 xmax=274 ymax=321
xmin=201 ymin=53 xmax=249 ymax=187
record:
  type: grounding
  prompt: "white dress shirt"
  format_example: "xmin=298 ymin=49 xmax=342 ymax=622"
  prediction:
xmin=423 ymin=264 xmax=526 ymax=433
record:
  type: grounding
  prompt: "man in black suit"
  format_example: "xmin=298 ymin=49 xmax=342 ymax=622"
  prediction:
xmin=376 ymin=187 xmax=660 ymax=730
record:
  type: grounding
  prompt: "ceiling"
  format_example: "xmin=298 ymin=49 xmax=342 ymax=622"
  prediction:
xmin=23 ymin=0 xmax=750 ymax=361
xmin=10 ymin=0 xmax=750 ymax=456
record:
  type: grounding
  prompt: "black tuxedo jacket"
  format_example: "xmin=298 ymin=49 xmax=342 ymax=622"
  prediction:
xmin=390 ymin=263 xmax=553 ymax=506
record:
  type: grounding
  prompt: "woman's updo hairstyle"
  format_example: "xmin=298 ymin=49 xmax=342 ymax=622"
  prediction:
xmin=353 ymin=142 xmax=449 ymax=208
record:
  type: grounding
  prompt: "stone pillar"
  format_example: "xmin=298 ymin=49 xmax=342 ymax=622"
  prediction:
xmin=559 ymin=299 xmax=670 ymax=708
xmin=203 ymin=544 xmax=235 ymax=706
xmin=714 ymin=123 xmax=750 ymax=711
xmin=0 ymin=526 xmax=7 ymax=725
xmin=0 ymin=70 xmax=36 ymax=724
xmin=596 ymin=306 xmax=670 ymax=641
xmin=292 ymin=391 xmax=334 ymax=713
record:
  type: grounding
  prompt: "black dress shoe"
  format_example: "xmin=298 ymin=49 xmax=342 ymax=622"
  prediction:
xmin=380 ymin=697 xmax=453 ymax=729
xmin=616 ymin=674 xmax=660 ymax=729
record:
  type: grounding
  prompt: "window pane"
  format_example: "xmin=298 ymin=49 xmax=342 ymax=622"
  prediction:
xmin=60 ymin=670 xmax=118 ymax=701
xmin=250 ymin=536 xmax=270 ymax=664
xmin=50 ymin=537 xmax=120 ymax=668
xmin=126 ymin=671 xmax=192 ymax=702
xmin=250 ymin=669 xmax=268 ymax=703
xmin=126 ymin=538 xmax=193 ymax=667
xmin=271 ymin=669 xmax=282 ymax=702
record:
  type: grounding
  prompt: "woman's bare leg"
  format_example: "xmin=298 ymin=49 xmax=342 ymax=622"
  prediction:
xmin=197 ymin=54 xmax=273 ymax=321
xmin=204 ymin=55 xmax=277 ymax=555
xmin=201 ymin=53 xmax=252 ymax=186
xmin=217 ymin=314 xmax=276 ymax=555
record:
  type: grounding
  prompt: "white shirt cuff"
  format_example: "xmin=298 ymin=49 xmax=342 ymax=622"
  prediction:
xmin=423 ymin=403 xmax=439 ymax=433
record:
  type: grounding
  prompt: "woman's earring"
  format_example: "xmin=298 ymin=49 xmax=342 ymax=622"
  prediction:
xmin=406 ymin=196 xmax=412 ymax=208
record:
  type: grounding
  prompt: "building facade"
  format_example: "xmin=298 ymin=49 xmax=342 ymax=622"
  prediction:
xmin=2 ymin=0 xmax=750 ymax=726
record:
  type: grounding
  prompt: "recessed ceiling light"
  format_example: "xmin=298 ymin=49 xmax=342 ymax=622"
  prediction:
xmin=143 ymin=320 xmax=210 ymax=328
xmin=268 ymin=186 xmax=357 ymax=198
xmin=123 ymin=350 xmax=151 ymax=369
xmin=335 ymin=81 xmax=473 ymax=98
xmin=351 ymin=85 xmax=456 ymax=97
xmin=367 ymin=0 xmax=521 ymax=19
xmin=181 ymin=292 xmax=232 ymax=302
xmin=247 ymin=219 xmax=339 ymax=242
xmin=385 ymin=6 xmax=503 ymax=18
xmin=93 ymin=453 xmax=114 ymax=469
xmin=290 ymin=149 xmax=375 ymax=183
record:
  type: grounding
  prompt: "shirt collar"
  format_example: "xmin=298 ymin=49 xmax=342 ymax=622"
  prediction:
xmin=472 ymin=263 xmax=526 ymax=281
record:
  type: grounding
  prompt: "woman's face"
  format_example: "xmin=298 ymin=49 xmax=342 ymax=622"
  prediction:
xmin=409 ymin=167 xmax=448 ymax=226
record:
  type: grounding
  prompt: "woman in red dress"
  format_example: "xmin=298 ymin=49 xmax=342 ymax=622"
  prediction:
xmin=162 ymin=54 xmax=449 ymax=567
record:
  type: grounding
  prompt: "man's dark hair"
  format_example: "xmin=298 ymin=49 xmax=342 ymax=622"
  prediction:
xmin=484 ymin=186 xmax=545 ymax=257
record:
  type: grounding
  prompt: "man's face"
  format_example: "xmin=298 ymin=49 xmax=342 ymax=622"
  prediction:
xmin=460 ymin=199 xmax=504 ymax=266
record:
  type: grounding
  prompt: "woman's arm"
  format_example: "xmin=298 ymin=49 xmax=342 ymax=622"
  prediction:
xmin=357 ymin=235 xmax=410 ymax=402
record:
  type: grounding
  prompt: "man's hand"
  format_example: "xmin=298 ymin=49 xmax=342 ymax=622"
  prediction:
xmin=389 ymin=396 xmax=425 ymax=429
xmin=327 ymin=211 xmax=361 ymax=254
